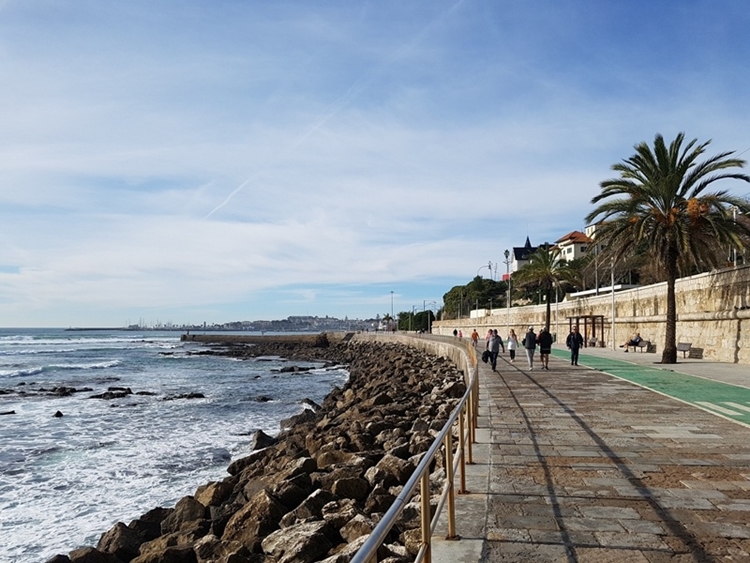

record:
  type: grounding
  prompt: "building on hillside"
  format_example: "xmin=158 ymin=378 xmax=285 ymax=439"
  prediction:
xmin=555 ymin=230 xmax=593 ymax=261
xmin=503 ymin=237 xmax=537 ymax=281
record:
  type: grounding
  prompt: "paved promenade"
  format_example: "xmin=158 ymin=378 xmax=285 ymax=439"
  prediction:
xmin=432 ymin=342 xmax=750 ymax=562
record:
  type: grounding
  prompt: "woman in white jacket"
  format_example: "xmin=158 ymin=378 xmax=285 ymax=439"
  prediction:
xmin=507 ymin=329 xmax=519 ymax=363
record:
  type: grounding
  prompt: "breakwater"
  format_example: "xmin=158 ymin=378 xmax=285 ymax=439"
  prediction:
xmin=46 ymin=334 xmax=467 ymax=563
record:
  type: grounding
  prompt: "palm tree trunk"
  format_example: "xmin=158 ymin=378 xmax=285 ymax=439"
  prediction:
xmin=662 ymin=257 xmax=678 ymax=364
xmin=545 ymin=287 xmax=552 ymax=331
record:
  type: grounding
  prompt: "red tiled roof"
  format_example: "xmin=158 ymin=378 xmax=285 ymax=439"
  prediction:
xmin=555 ymin=230 xmax=592 ymax=244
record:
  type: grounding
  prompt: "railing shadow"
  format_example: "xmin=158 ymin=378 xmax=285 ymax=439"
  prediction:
xmin=493 ymin=359 xmax=710 ymax=561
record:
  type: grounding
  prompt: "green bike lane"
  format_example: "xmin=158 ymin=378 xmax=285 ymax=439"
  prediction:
xmin=551 ymin=348 xmax=750 ymax=427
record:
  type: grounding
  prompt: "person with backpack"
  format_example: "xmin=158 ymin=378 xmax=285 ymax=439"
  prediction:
xmin=488 ymin=329 xmax=505 ymax=371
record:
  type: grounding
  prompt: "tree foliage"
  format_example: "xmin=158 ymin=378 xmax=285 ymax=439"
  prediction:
xmin=512 ymin=245 xmax=576 ymax=330
xmin=441 ymin=276 xmax=508 ymax=320
xmin=586 ymin=132 xmax=750 ymax=363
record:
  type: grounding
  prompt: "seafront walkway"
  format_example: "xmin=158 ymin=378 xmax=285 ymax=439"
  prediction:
xmin=430 ymin=340 xmax=750 ymax=562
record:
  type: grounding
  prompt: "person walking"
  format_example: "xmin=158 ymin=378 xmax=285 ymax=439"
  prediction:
xmin=488 ymin=329 xmax=504 ymax=371
xmin=537 ymin=327 xmax=553 ymax=370
xmin=471 ymin=329 xmax=479 ymax=348
xmin=566 ymin=326 xmax=584 ymax=366
xmin=507 ymin=329 xmax=519 ymax=363
xmin=485 ymin=329 xmax=493 ymax=350
xmin=523 ymin=326 xmax=537 ymax=370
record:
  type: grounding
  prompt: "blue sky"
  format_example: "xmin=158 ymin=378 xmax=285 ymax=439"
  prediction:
xmin=1 ymin=1 xmax=749 ymax=327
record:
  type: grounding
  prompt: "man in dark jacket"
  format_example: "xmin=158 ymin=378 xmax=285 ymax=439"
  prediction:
xmin=537 ymin=327 xmax=554 ymax=370
xmin=523 ymin=326 xmax=537 ymax=370
xmin=566 ymin=326 xmax=584 ymax=366
xmin=488 ymin=329 xmax=504 ymax=371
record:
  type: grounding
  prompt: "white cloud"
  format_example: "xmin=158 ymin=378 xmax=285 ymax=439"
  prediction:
xmin=1 ymin=1 xmax=749 ymax=326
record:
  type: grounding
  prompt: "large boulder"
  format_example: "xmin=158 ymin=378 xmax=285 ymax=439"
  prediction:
xmin=195 ymin=478 xmax=235 ymax=508
xmin=137 ymin=519 xmax=210 ymax=558
xmin=161 ymin=496 xmax=207 ymax=535
xmin=192 ymin=534 xmax=249 ymax=563
xmin=269 ymin=472 xmax=314 ymax=510
xmin=221 ymin=489 xmax=286 ymax=551
xmin=67 ymin=547 xmax=122 ymax=563
xmin=374 ymin=454 xmax=414 ymax=486
xmin=261 ymin=521 xmax=333 ymax=563
xmin=129 ymin=507 xmax=172 ymax=543
xmin=97 ymin=521 xmax=142 ymax=562
xmin=131 ymin=546 xmax=197 ymax=563
xmin=249 ymin=429 xmax=277 ymax=450
xmin=339 ymin=514 xmax=375 ymax=543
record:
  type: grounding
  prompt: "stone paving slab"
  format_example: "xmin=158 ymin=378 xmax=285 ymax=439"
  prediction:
xmin=432 ymin=349 xmax=750 ymax=562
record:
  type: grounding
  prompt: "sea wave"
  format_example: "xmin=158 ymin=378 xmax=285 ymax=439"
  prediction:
xmin=0 ymin=360 xmax=121 ymax=378
xmin=0 ymin=366 xmax=44 ymax=377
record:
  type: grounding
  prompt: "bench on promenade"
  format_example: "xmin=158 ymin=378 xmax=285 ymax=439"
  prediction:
xmin=627 ymin=340 xmax=651 ymax=352
xmin=677 ymin=342 xmax=692 ymax=358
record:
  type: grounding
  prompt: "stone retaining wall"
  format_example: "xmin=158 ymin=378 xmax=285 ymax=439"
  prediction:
xmin=434 ymin=264 xmax=750 ymax=364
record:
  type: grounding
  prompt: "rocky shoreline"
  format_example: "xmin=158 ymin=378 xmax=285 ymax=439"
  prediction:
xmin=47 ymin=335 xmax=466 ymax=563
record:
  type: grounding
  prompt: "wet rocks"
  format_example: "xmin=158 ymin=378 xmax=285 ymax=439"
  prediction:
xmin=49 ymin=338 xmax=466 ymax=563
xmin=89 ymin=387 xmax=133 ymax=400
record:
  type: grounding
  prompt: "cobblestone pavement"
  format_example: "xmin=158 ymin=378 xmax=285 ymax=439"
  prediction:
xmin=432 ymin=347 xmax=750 ymax=563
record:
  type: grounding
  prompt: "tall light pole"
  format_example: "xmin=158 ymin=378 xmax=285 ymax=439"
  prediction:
xmin=732 ymin=205 xmax=738 ymax=267
xmin=477 ymin=260 xmax=494 ymax=279
xmin=423 ymin=300 xmax=436 ymax=333
xmin=611 ymin=257 xmax=616 ymax=350
xmin=504 ymin=249 xmax=511 ymax=334
xmin=390 ymin=291 xmax=394 ymax=330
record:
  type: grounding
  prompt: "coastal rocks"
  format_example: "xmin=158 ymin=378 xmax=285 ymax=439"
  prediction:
xmin=54 ymin=338 xmax=465 ymax=563
xmin=89 ymin=387 xmax=132 ymax=400
xmin=162 ymin=392 xmax=205 ymax=401
xmin=221 ymin=489 xmax=287 ymax=551
xmin=96 ymin=523 xmax=141 ymax=562
xmin=261 ymin=520 xmax=334 ymax=563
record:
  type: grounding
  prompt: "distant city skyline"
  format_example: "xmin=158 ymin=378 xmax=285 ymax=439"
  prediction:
xmin=1 ymin=1 xmax=749 ymax=327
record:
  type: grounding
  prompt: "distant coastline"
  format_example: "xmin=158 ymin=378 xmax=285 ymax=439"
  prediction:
xmin=65 ymin=315 xmax=379 ymax=334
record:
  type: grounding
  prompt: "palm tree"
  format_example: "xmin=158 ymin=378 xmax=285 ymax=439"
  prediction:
xmin=585 ymin=133 xmax=750 ymax=363
xmin=513 ymin=245 xmax=573 ymax=331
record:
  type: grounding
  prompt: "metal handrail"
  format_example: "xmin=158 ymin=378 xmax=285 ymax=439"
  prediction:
xmin=351 ymin=335 xmax=479 ymax=563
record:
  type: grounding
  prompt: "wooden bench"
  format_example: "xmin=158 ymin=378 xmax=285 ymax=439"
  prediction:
xmin=677 ymin=342 xmax=692 ymax=358
xmin=588 ymin=337 xmax=598 ymax=348
xmin=629 ymin=340 xmax=650 ymax=352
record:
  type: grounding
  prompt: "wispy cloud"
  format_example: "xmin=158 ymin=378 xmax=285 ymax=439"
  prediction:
xmin=1 ymin=1 xmax=749 ymax=326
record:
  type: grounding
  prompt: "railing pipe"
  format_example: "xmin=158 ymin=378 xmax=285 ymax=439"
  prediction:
xmin=444 ymin=429 xmax=458 ymax=539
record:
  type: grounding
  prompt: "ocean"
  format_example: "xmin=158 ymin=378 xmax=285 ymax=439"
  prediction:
xmin=0 ymin=328 xmax=348 ymax=562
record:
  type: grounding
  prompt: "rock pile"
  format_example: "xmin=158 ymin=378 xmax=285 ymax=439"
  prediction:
xmin=47 ymin=338 xmax=467 ymax=563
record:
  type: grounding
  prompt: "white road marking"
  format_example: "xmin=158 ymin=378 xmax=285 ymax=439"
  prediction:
xmin=695 ymin=401 xmax=742 ymax=416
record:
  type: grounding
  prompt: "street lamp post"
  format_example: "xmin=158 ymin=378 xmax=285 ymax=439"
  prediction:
xmin=423 ymin=300 xmax=436 ymax=333
xmin=477 ymin=261 xmax=493 ymax=279
xmin=390 ymin=291 xmax=394 ymax=331
xmin=504 ymin=249 xmax=511 ymax=334
xmin=732 ymin=205 xmax=738 ymax=267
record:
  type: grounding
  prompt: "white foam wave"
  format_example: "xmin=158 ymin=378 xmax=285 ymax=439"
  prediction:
xmin=0 ymin=366 xmax=44 ymax=377
xmin=49 ymin=360 xmax=122 ymax=371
